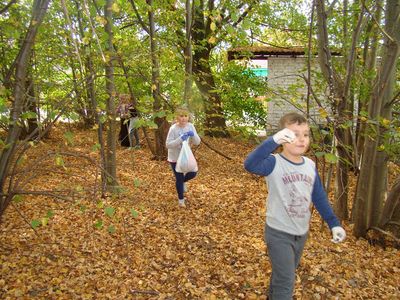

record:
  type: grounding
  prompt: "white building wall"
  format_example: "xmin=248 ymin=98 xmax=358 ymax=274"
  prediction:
xmin=265 ymin=56 xmax=325 ymax=133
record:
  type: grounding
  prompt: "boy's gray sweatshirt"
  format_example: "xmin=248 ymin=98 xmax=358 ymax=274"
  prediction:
xmin=244 ymin=137 xmax=340 ymax=235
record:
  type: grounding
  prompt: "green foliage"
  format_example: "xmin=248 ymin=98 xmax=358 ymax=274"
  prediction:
xmin=130 ymin=208 xmax=139 ymax=218
xmin=104 ymin=206 xmax=115 ymax=217
xmin=217 ymin=62 xmax=267 ymax=130
xmin=94 ymin=219 xmax=103 ymax=229
xmin=107 ymin=225 xmax=116 ymax=234
xmin=92 ymin=143 xmax=101 ymax=152
xmin=46 ymin=210 xmax=55 ymax=218
xmin=133 ymin=178 xmax=141 ymax=188
xmin=12 ymin=194 xmax=24 ymax=203
xmin=64 ymin=131 xmax=74 ymax=146
xmin=31 ymin=219 xmax=41 ymax=229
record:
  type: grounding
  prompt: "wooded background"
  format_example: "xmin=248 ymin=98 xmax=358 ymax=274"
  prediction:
xmin=0 ymin=0 xmax=399 ymax=243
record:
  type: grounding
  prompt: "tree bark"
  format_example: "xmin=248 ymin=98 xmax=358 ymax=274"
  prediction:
xmin=183 ymin=0 xmax=193 ymax=105
xmin=315 ymin=0 xmax=354 ymax=220
xmin=353 ymin=0 xmax=400 ymax=238
xmin=104 ymin=0 xmax=118 ymax=189
xmin=379 ymin=178 xmax=400 ymax=228
xmin=20 ymin=76 xmax=39 ymax=140
xmin=192 ymin=0 xmax=228 ymax=137
xmin=147 ymin=0 xmax=168 ymax=160
xmin=356 ymin=1 xmax=382 ymax=161
xmin=0 ymin=0 xmax=50 ymax=218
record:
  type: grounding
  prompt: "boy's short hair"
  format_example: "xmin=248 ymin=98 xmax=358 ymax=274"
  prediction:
xmin=278 ymin=112 xmax=308 ymax=130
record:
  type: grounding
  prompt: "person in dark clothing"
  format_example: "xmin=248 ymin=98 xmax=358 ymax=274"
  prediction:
xmin=117 ymin=94 xmax=140 ymax=148
xmin=128 ymin=106 xmax=140 ymax=148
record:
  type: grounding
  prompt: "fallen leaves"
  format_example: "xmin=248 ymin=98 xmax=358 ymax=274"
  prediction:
xmin=0 ymin=125 xmax=399 ymax=299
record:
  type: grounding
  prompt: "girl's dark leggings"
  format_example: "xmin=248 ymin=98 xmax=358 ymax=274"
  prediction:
xmin=170 ymin=162 xmax=197 ymax=199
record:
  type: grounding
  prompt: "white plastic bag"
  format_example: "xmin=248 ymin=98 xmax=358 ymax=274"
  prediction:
xmin=176 ymin=140 xmax=198 ymax=173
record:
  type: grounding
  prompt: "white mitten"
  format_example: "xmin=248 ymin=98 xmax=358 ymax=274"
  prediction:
xmin=273 ymin=128 xmax=296 ymax=144
xmin=331 ymin=226 xmax=346 ymax=243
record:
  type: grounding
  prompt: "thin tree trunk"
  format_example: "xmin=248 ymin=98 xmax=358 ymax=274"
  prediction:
xmin=87 ymin=55 xmax=107 ymax=196
xmin=356 ymin=1 xmax=381 ymax=160
xmin=0 ymin=0 xmax=50 ymax=218
xmin=72 ymin=0 xmax=107 ymax=195
xmin=104 ymin=0 xmax=118 ymax=189
xmin=147 ymin=0 xmax=168 ymax=160
xmin=20 ymin=76 xmax=39 ymax=140
xmin=315 ymin=0 xmax=352 ymax=220
xmin=184 ymin=0 xmax=193 ymax=104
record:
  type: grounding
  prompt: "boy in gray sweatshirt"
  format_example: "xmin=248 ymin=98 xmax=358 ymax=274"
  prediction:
xmin=244 ymin=112 xmax=346 ymax=299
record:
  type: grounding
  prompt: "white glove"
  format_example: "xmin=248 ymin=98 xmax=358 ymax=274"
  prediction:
xmin=331 ymin=226 xmax=346 ymax=243
xmin=273 ymin=128 xmax=296 ymax=144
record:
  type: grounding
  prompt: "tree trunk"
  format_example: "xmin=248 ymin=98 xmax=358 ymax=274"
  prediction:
xmin=0 ymin=0 xmax=51 ymax=218
xmin=75 ymin=0 xmax=96 ymax=127
xmin=315 ymin=0 xmax=355 ymax=220
xmin=147 ymin=0 xmax=168 ymax=160
xmin=86 ymin=53 xmax=107 ymax=196
xmin=183 ymin=0 xmax=193 ymax=104
xmin=192 ymin=0 xmax=228 ymax=137
xmin=353 ymin=0 xmax=400 ymax=238
xmin=379 ymin=178 xmax=400 ymax=228
xmin=104 ymin=0 xmax=118 ymax=189
xmin=356 ymin=1 xmax=382 ymax=160
xmin=20 ymin=76 xmax=39 ymax=140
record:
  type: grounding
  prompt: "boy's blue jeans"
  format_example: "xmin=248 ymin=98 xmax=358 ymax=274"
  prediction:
xmin=265 ymin=224 xmax=308 ymax=300
xmin=170 ymin=162 xmax=197 ymax=200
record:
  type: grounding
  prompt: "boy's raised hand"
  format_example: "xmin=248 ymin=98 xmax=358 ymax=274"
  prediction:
xmin=331 ymin=226 xmax=346 ymax=243
xmin=273 ymin=128 xmax=296 ymax=144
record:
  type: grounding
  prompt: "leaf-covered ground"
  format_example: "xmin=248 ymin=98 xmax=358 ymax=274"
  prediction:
xmin=0 ymin=125 xmax=399 ymax=299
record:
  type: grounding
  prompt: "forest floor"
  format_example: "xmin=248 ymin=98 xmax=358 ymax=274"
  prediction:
xmin=0 ymin=124 xmax=399 ymax=300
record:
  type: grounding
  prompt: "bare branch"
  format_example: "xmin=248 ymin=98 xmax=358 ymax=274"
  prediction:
xmin=0 ymin=0 xmax=17 ymax=15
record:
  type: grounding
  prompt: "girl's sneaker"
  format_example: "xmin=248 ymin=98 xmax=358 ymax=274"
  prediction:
xmin=178 ymin=199 xmax=186 ymax=208
xmin=183 ymin=183 xmax=188 ymax=193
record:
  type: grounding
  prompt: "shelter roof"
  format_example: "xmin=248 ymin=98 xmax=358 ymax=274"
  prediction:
xmin=227 ymin=46 xmax=340 ymax=60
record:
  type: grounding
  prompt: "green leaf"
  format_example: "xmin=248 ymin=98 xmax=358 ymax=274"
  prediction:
xmin=64 ymin=131 xmax=74 ymax=145
xmin=105 ymin=206 xmax=115 ymax=217
xmin=21 ymin=111 xmax=37 ymax=120
xmin=130 ymin=209 xmax=139 ymax=218
xmin=92 ymin=143 xmax=101 ymax=151
xmin=153 ymin=110 xmax=166 ymax=119
xmin=324 ymin=153 xmax=338 ymax=164
xmin=94 ymin=219 xmax=103 ymax=229
xmin=133 ymin=178 xmax=141 ymax=188
xmin=46 ymin=210 xmax=55 ymax=218
xmin=48 ymin=111 xmax=57 ymax=120
xmin=12 ymin=194 xmax=24 ymax=203
xmin=31 ymin=219 xmax=41 ymax=229
xmin=108 ymin=225 xmax=116 ymax=234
